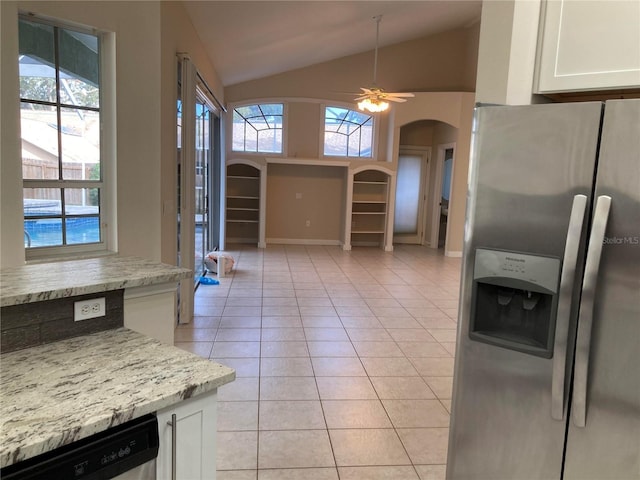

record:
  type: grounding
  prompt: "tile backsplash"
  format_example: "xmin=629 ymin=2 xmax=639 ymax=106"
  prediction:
xmin=1 ymin=290 xmax=123 ymax=353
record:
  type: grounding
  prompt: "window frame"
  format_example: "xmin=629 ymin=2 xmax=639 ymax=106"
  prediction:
xmin=19 ymin=14 xmax=115 ymax=260
xmin=321 ymin=104 xmax=377 ymax=160
xmin=228 ymin=101 xmax=287 ymax=157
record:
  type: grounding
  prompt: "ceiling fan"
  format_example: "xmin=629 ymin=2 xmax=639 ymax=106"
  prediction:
xmin=356 ymin=15 xmax=415 ymax=113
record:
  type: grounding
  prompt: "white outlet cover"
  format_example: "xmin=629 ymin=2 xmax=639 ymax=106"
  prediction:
xmin=74 ymin=297 xmax=106 ymax=321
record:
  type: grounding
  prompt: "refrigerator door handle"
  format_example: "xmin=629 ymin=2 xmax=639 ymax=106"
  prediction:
xmin=551 ymin=194 xmax=588 ymax=421
xmin=572 ymin=195 xmax=612 ymax=428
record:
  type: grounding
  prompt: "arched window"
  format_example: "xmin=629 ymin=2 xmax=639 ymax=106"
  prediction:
xmin=324 ymin=106 xmax=373 ymax=158
xmin=232 ymin=103 xmax=283 ymax=153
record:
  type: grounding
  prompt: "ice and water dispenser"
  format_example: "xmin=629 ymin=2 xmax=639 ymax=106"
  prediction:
xmin=469 ymin=248 xmax=561 ymax=358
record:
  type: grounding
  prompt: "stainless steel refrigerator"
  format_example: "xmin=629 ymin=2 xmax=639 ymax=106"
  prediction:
xmin=447 ymin=99 xmax=640 ymax=479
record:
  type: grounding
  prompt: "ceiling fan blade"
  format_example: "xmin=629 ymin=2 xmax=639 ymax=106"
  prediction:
xmin=360 ymin=87 xmax=374 ymax=94
xmin=386 ymin=97 xmax=408 ymax=103
xmin=354 ymin=95 xmax=370 ymax=101
xmin=385 ymin=92 xmax=415 ymax=98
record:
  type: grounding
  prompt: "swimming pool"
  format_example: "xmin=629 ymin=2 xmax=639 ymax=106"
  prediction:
xmin=24 ymin=217 xmax=100 ymax=248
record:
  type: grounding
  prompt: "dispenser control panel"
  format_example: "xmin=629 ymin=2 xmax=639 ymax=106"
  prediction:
xmin=474 ymin=248 xmax=560 ymax=294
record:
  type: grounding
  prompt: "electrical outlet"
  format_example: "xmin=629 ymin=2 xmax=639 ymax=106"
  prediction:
xmin=74 ymin=297 xmax=106 ymax=321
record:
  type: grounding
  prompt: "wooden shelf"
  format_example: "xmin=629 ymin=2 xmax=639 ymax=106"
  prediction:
xmin=350 ymin=169 xmax=390 ymax=249
xmin=226 ymin=163 xmax=261 ymax=245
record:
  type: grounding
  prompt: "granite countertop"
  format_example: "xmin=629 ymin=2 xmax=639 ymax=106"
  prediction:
xmin=0 ymin=328 xmax=235 ymax=468
xmin=0 ymin=256 xmax=192 ymax=307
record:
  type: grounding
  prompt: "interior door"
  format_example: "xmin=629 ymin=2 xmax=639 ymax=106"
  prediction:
xmin=393 ymin=149 xmax=429 ymax=244
xmin=563 ymin=99 xmax=640 ymax=479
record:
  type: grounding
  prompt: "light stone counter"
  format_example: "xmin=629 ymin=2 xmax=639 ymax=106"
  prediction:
xmin=0 ymin=255 xmax=191 ymax=307
xmin=0 ymin=328 xmax=235 ymax=468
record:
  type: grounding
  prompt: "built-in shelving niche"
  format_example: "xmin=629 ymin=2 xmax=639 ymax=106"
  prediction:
xmin=350 ymin=169 xmax=390 ymax=248
xmin=226 ymin=163 xmax=261 ymax=245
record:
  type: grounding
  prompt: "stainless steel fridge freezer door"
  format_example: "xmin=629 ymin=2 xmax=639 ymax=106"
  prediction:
xmin=564 ymin=99 xmax=640 ymax=480
xmin=447 ymin=102 xmax=603 ymax=480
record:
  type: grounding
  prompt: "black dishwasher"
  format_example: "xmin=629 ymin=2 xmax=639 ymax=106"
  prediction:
xmin=1 ymin=414 xmax=159 ymax=480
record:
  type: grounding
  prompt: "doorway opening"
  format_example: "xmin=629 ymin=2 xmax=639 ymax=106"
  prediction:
xmin=431 ymin=144 xmax=455 ymax=250
xmin=393 ymin=147 xmax=430 ymax=244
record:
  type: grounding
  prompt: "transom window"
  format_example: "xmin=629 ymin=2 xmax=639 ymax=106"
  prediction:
xmin=19 ymin=16 xmax=103 ymax=252
xmin=232 ymin=103 xmax=283 ymax=153
xmin=324 ymin=106 xmax=373 ymax=158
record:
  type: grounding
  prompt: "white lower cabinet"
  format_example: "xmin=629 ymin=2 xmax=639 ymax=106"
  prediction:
xmin=156 ymin=390 xmax=218 ymax=480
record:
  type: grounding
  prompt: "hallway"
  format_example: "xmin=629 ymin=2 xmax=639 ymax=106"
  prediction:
xmin=175 ymin=244 xmax=461 ymax=480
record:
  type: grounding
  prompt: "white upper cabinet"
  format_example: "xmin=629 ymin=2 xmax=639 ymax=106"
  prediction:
xmin=535 ymin=0 xmax=640 ymax=93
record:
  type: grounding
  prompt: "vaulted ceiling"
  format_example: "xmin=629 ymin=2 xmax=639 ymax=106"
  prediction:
xmin=182 ymin=1 xmax=483 ymax=86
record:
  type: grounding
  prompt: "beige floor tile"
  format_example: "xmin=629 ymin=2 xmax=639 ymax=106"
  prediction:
xmin=262 ymin=288 xmax=295 ymax=298
xmin=223 ymin=306 xmax=263 ymax=317
xmin=330 ymin=297 xmax=368 ymax=307
xmin=423 ymin=377 xmax=453 ymax=399
xmin=262 ymin=297 xmax=298 ymax=307
xmin=218 ymin=377 xmax=260 ymax=401
xmin=194 ymin=304 xmax=225 ymax=316
xmin=307 ymin=341 xmax=357 ymax=357
xmin=386 ymin=329 xmax=436 ymax=342
xmin=259 ymin=400 xmax=326 ymax=430
xmin=259 ymin=377 xmax=319 ymax=400
xmin=427 ymin=329 xmax=457 ymax=343
xmin=335 ymin=305 xmax=375 ymax=317
xmin=360 ymin=357 xmax=420 ymax=377
xmin=258 ymin=430 xmax=334 ymax=469
xmin=299 ymin=305 xmax=338 ymax=316
xmin=260 ymin=341 xmax=309 ymax=357
xmin=262 ymin=305 xmax=300 ymax=316
xmin=396 ymin=428 xmax=449 ymax=465
xmin=322 ymin=400 xmax=392 ymax=428
xmin=316 ymin=376 xmax=378 ymax=400
xmin=219 ymin=316 xmax=262 ymax=328
xmin=186 ymin=316 xmax=222 ymax=328
xmin=212 ymin=341 xmax=261 ymax=358
xmin=295 ymin=288 xmax=329 ymax=298
xmin=217 ymin=470 xmax=257 ymax=480
xmin=261 ymin=316 xmax=302 ymax=328
xmin=409 ymin=357 xmax=455 ymax=376
xmin=225 ymin=297 xmax=263 ymax=307
xmin=260 ymin=328 xmax=306 ymax=341
xmin=414 ymin=465 xmax=446 ymax=480
xmin=338 ymin=466 xmax=420 ymax=480
xmin=311 ymin=357 xmax=367 ymax=377
xmin=304 ymin=328 xmax=349 ymax=341
xmin=228 ymin=288 xmax=263 ymax=298
xmin=301 ymin=316 xmax=343 ymax=328
xmin=216 ymin=431 xmax=258 ymax=470
xmin=363 ymin=297 xmax=402 ymax=308
xmin=216 ymin=328 xmax=262 ymax=342
xmin=339 ymin=316 xmax=383 ymax=329
xmin=376 ymin=317 xmax=423 ymax=329
xmin=370 ymin=306 xmax=412 ymax=318
xmin=175 ymin=328 xmax=218 ymax=342
xmin=352 ymin=341 xmax=405 ymax=357
xmin=329 ymin=429 xmax=411 ymax=467
xmin=260 ymin=357 xmax=313 ymax=376
xmin=440 ymin=342 xmax=456 ymax=356
xmin=370 ymin=377 xmax=436 ymax=400
xmin=175 ymin=341 xmax=212 ymax=358
xmin=440 ymin=399 xmax=452 ymax=413
xmin=296 ymin=297 xmax=333 ymax=307
xmin=218 ymin=401 xmax=258 ymax=431
xmin=415 ymin=317 xmax=457 ymax=329
xmin=397 ymin=342 xmax=451 ymax=358
xmin=212 ymin=357 xmax=260 ymax=377
xmin=258 ymin=468 xmax=338 ymax=480
xmin=345 ymin=328 xmax=393 ymax=342
xmin=382 ymin=399 xmax=450 ymax=428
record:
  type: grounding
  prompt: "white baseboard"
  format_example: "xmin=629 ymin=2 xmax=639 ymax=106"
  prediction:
xmin=445 ymin=250 xmax=463 ymax=258
xmin=266 ymin=238 xmax=343 ymax=246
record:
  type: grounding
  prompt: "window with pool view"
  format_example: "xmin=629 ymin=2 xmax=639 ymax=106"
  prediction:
xmin=19 ymin=16 xmax=103 ymax=252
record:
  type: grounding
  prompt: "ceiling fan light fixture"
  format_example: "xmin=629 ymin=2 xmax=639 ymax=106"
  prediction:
xmin=358 ymin=97 xmax=389 ymax=113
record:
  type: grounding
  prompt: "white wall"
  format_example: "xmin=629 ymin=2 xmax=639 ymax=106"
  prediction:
xmin=0 ymin=2 xmax=25 ymax=267
xmin=475 ymin=0 xmax=542 ymax=105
